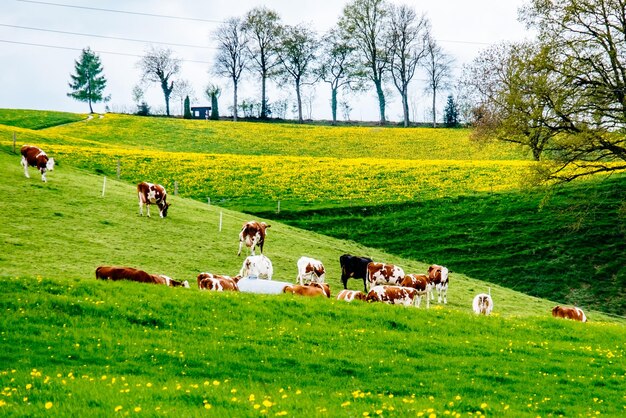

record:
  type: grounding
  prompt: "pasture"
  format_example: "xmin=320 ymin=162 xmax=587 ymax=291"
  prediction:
xmin=0 ymin=150 xmax=624 ymax=416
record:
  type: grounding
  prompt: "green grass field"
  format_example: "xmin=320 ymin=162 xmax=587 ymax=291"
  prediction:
xmin=0 ymin=149 xmax=624 ymax=417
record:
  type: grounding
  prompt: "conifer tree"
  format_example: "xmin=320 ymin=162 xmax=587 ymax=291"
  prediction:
xmin=67 ymin=47 xmax=108 ymax=113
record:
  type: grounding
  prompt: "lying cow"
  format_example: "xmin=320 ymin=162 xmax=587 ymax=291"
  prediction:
xmin=366 ymin=285 xmax=428 ymax=308
xmin=296 ymin=256 xmax=326 ymax=285
xmin=336 ymin=289 xmax=367 ymax=302
xmin=428 ymin=264 xmax=449 ymax=304
xmin=473 ymin=293 xmax=493 ymax=315
xmin=339 ymin=254 xmax=373 ymax=293
xmin=283 ymin=282 xmax=331 ymax=298
xmin=367 ymin=262 xmax=405 ymax=291
xmin=239 ymin=255 xmax=273 ymax=280
xmin=197 ymin=272 xmax=240 ymax=291
xmin=238 ymin=221 xmax=270 ymax=256
xmin=95 ymin=266 xmax=189 ymax=288
xmin=552 ymin=305 xmax=587 ymax=322
xmin=137 ymin=182 xmax=171 ymax=218
xmin=21 ymin=145 xmax=55 ymax=182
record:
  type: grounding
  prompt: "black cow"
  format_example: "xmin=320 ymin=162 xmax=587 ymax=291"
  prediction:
xmin=339 ymin=254 xmax=373 ymax=293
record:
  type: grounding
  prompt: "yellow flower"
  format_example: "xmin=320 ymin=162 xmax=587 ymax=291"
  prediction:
xmin=115 ymin=406 xmax=123 ymax=412
xmin=204 ymin=404 xmax=212 ymax=410
xmin=26 ymin=384 xmax=32 ymax=390
xmin=480 ymin=403 xmax=488 ymax=409
xmin=341 ymin=401 xmax=351 ymax=407
xmin=45 ymin=402 xmax=53 ymax=409
xmin=263 ymin=399 xmax=273 ymax=408
xmin=134 ymin=406 xmax=141 ymax=412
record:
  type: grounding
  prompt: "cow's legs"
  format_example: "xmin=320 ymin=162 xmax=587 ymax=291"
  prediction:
xmin=40 ymin=169 xmax=47 ymax=182
xmin=249 ymin=235 xmax=258 ymax=256
xmin=21 ymin=157 xmax=30 ymax=178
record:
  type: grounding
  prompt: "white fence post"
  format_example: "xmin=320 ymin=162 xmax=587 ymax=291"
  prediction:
xmin=219 ymin=211 xmax=223 ymax=232
xmin=174 ymin=181 xmax=178 ymax=196
xmin=101 ymin=176 xmax=107 ymax=197
xmin=277 ymin=200 xmax=281 ymax=214
xmin=208 ymin=197 xmax=211 ymax=206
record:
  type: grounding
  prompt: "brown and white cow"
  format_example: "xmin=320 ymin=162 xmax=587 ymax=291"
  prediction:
xmin=21 ymin=145 xmax=55 ymax=182
xmin=95 ymin=266 xmax=189 ymax=288
xmin=197 ymin=272 xmax=240 ymax=291
xmin=336 ymin=289 xmax=367 ymax=302
xmin=238 ymin=221 xmax=270 ymax=256
xmin=428 ymin=264 xmax=449 ymax=304
xmin=473 ymin=293 xmax=493 ymax=315
xmin=552 ymin=305 xmax=587 ymax=322
xmin=296 ymin=256 xmax=326 ymax=285
xmin=366 ymin=262 xmax=405 ymax=291
xmin=137 ymin=182 xmax=170 ymax=218
xmin=283 ymin=282 xmax=331 ymax=298
xmin=239 ymin=255 xmax=273 ymax=280
xmin=366 ymin=285 xmax=428 ymax=308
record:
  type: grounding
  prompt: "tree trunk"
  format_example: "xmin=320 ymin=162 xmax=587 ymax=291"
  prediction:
xmin=375 ymin=80 xmax=386 ymax=124
xmin=88 ymin=99 xmax=93 ymax=114
xmin=296 ymin=81 xmax=303 ymax=123
xmin=233 ymin=81 xmax=238 ymax=122
xmin=261 ymin=73 xmax=267 ymax=119
xmin=401 ymin=87 xmax=409 ymax=128
xmin=431 ymin=89 xmax=436 ymax=128
xmin=331 ymin=88 xmax=338 ymax=125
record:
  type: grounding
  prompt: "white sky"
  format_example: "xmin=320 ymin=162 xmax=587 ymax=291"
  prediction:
xmin=0 ymin=0 xmax=530 ymax=122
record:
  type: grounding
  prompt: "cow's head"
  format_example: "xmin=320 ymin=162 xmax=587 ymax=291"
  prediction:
xmin=46 ymin=157 xmax=55 ymax=171
xmin=159 ymin=201 xmax=171 ymax=218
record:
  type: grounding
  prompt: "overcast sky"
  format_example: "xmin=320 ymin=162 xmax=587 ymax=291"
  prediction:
xmin=1 ymin=0 xmax=530 ymax=122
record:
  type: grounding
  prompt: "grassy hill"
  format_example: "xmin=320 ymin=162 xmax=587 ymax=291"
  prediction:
xmin=1 ymin=150 xmax=624 ymax=416
xmin=0 ymin=109 xmax=623 ymax=316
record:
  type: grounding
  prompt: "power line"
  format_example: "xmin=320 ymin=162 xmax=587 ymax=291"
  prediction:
xmin=0 ymin=39 xmax=211 ymax=64
xmin=0 ymin=23 xmax=214 ymax=49
xmin=16 ymin=0 xmax=224 ymax=24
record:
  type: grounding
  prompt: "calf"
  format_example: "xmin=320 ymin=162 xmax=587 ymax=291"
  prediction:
xmin=21 ymin=145 xmax=55 ymax=182
xmin=339 ymin=254 xmax=373 ymax=293
xmin=283 ymin=283 xmax=330 ymax=298
xmin=95 ymin=266 xmax=189 ymax=288
xmin=552 ymin=305 xmax=587 ymax=322
xmin=197 ymin=272 xmax=240 ymax=291
xmin=296 ymin=256 xmax=326 ymax=284
xmin=367 ymin=262 xmax=405 ymax=291
xmin=238 ymin=221 xmax=270 ymax=256
xmin=336 ymin=289 xmax=367 ymax=302
xmin=137 ymin=182 xmax=170 ymax=218
xmin=428 ymin=264 xmax=449 ymax=304
xmin=473 ymin=293 xmax=493 ymax=315
xmin=239 ymin=255 xmax=273 ymax=280
xmin=366 ymin=285 xmax=428 ymax=308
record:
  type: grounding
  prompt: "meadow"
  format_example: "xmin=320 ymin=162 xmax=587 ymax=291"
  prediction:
xmin=0 ymin=150 xmax=624 ymax=416
xmin=1 ymin=110 xmax=623 ymax=315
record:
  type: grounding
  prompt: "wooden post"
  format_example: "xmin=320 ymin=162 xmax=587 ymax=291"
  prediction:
xmin=277 ymin=200 xmax=281 ymax=214
xmin=13 ymin=132 xmax=16 ymax=154
xmin=174 ymin=181 xmax=178 ymax=196
xmin=101 ymin=176 xmax=107 ymax=197
xmin=116 ymin=158 xmax=121 ymax=179
xmin=219 ymin=211 xmax=223 ymax=232
xmin=208 ymin=197 xmax=211 ymax=206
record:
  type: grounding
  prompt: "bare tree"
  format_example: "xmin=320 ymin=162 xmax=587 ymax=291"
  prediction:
xmin=317 ymin=28 xmax=363 ymax=124
xmin=340 ymin=0 xmax=392 ymax=124
xmin=171 ymin=79 xmax=195 ymax=116
xmin=276 ymin=24 xmax=319 ymax=123
xmin=388 ymin=4 xmax=429 ymax=127
xmin=137 ymin=47 xmax=181 ymax=116
xmin=423 ymin=36 xmax=453 ymax=127
xmin=243 ymin=7 xmax=282 ymax=119
xmin=213 ymin=17 xmax=248 ymax=122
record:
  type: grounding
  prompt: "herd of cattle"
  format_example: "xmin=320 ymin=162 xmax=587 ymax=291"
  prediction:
xmin=21 ymin=144 xmax=588 ymax=322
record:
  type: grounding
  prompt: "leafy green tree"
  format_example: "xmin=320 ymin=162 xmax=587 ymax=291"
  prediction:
xmin=67 ymin=47 xmax=109 ymax=113
xmin=443 ymin=95 xmax=459 ymax=128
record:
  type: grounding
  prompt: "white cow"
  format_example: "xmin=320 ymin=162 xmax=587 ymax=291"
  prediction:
xmin=239 ymin=255 xmax=273 ymax=280
xmin=296 ymin=256 xmax=326 ymax=285
xmin=472 ymin=291 xmax=493 ymax=315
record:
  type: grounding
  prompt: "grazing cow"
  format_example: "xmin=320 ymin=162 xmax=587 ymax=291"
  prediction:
xmin=366 ymin=285 xmax=428 ymax=308
xmin=552 ymin=305 xmax=587 ymax=322
xmin=428 ymin=264 xmax=449 ymax=304
xmin=21 ymin=145 xmax=55 ymax=182
xmin=284 ymin=283 xmax=331 ymax=298
xmin=95 ymin=266 xmax=189 ymax=288
xmin=237 ymin=221 xmax=270 ymax=256
xmin=296 ymin=256 xmax=326 ymax=284
xmin=137 ymin=182 xmax=170 ymax=218
xmin=367 ymin=262 xmax=406 ymax=291
xmin=239 ymin=255 xmax=273 ymax=280
xmin=336 ymin=289 xmax=367 ymax=302
xmin=473 ymin=293 xmax=493 ymax=315
xmin=339 ymin=254 xmax=374 ymax=293
xmin=197 ymin=272 xmax=240 ymax=291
